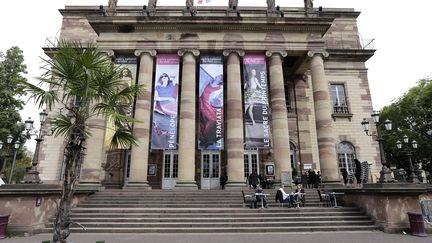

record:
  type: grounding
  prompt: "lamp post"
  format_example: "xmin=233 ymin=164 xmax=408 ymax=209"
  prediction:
xmin=361 ymin=111 xmax=393 ymax=183
xmin=396 ymin=135 xmax=419 ymax=183
xmin=0 ymin=135 xmax=14 ymax=180
xmin=21 ymin=110 xmax=48 ymax=184
xmin=8 ymin=142 xmax=21 ymax=184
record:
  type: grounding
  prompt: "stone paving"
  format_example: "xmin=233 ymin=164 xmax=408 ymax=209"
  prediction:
xmin=2 ymin=231 xmax=431 ymax=243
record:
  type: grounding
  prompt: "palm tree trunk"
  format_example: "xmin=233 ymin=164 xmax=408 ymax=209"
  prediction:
xmin=53 ymin=129 xmax=85 ymax=243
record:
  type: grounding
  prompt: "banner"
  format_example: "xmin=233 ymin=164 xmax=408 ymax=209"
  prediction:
xmin=199 ymin=55 xmax=224 ymax=150
xmin=104 ymin=55 xmax=137 ymax=150
xmin=151 ymin=54 xmax=180 ymax=150
xmin=243 ymin=54 xmax=271 ymax=149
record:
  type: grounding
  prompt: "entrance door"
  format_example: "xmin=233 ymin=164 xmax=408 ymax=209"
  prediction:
xmin=244 ymin=150 xmax=260 ymax=180
xmin=201 ymin=151 xmax=221 ymax=190
xmin=162 ymin=150 xmax=178 ymax=189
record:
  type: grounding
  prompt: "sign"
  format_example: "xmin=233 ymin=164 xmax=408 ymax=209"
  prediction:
xmin=151 ymin=54 xmax=180 ymax=150
xmin=35 ymin=196 xmax=42 ymax=207
xmin=148 ymin=164 xmax=157 ymax=176
xmin=303 ymin=164 xmax=313 ymax=170
xmin=198 ymin=55 xmax=224 ymax=150
xmin=243 ymin=54 xmax=271 ymax=149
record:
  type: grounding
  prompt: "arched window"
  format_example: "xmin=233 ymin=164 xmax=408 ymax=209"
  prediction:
xmin=337 ymin=142 xmax=356 ymax=174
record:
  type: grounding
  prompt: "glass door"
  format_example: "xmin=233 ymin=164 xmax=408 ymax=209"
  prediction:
xmin=162 ymin=150 xmax=178 ymax=189
xmin=244 ymin=150 xmax=260 ymax=181
xmin=201 ymin=151 xmax=221 ymax=189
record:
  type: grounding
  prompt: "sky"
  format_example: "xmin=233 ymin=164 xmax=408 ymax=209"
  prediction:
xmin=0 ymin=0 xmax=431 ymax=150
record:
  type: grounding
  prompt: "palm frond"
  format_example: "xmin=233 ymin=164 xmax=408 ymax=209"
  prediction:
xmin=50 ymin=114 xmax=75 ymax=137
xmin=24 ymin=81 xmax=59 ymax=110
xmin=109 ymin=126 xmax=137 ymax=150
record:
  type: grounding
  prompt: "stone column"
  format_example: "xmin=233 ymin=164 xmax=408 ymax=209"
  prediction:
xmin=126 ymin=50 xmax=157 ymax=189
xmin=223 ymin=49 xmax=246 ymax=188
xmin=307 ymin=51 xmax=339 ymax=183
xmin=80 ymin=50 xmax=115 ymax=187
xmin=175 ymin=49 xmax=200 ymax=189
xmin=266 ymin=50 xmax=291 ymax=186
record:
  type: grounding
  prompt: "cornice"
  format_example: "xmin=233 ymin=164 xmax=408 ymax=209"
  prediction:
xmin=326 ymin=49 xmax=375 ymax=62
xmin=86 ymin=16 xmax=333 ymax=36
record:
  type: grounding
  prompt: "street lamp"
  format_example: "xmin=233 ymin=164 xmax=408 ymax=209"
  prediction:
xmin=0 ymin=135 xmax=14 ymax=180
xmin=8 ymin=142 xmax=21 ymax=184
xmin=396 ymin=135 xmax=419 ymax=183
xmin=21 ymin=109 xmax=48 ymax=184
xmin=361 ymin=111 xmax=393 ymax=183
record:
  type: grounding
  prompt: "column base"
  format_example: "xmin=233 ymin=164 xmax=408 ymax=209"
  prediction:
xmin=321 ymin=180 xmax=343 ymax=189
xmin=174 ymin=181 xmax=198 ymax=190
xmin=225 ymin=181 xmax=247 ymax=189
xmin=124 ymin=181 xmax=152 ymax=190
xmin=78 ymin=181 xmax=104 ymax=191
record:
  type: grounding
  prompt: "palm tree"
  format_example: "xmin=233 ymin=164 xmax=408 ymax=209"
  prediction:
xmin=25 ymin=41 xmax=142 ymax=242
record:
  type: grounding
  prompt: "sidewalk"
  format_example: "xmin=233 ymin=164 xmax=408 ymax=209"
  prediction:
xmin=2 ymin=231 xmax=431 ymax=243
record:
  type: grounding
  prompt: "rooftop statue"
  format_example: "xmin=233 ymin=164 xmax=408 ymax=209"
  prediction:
xmin=108 ymin=0 xmax=117 ymax=11
xmin=186 ymin=0 xmax=197 ymax=16
xmin=148 ymin=0 xmax=157 ymax=16
xmin=267 ymin=0 xmax=276 ymax=12
xmin=229 ymin=0 xmax=238 ymax=10
xmin=304 ymin=0 xmax=314 ymax=16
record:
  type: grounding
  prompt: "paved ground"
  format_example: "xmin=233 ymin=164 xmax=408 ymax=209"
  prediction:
xmin=2 ymin=231 xmax=431 ymax=243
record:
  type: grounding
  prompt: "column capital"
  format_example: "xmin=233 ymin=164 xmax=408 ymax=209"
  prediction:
xmin=134 ymin=49 xmax=157 ymax=57
xmin=265 ymin=50 xmax=288 ymax=58
xmin=177 ymin=49 xmax=200 ymax=57
xmin=100 ymin=49 xmax=114 ymax=57
xmin=307 ymin=50 xmax=329 ymax=59
xmin=222 ymin=49 xmax=245 ymax=57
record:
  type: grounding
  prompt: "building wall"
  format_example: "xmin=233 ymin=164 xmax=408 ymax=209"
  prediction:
xmin=38 ymin=6 xmax=378 ymax=186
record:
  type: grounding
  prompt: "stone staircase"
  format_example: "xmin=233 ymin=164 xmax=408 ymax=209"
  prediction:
xmin=43 ymin=188 xmax=377 ymax=233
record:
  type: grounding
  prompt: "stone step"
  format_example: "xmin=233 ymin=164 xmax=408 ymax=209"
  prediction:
xmin=69 ymin=211 xmax=366 ymax=218
xmin=46 ymin=220 xmax=374 ymax=228
xmin=75 ymin=203 xmax=322 ymax=208
xmin=66 ymin=215 xmax=371 ymax=223
xmin=40 ymin=225 xmax=378 ymax=234
xmin=70 ymin=207 xmax=361 ymax=213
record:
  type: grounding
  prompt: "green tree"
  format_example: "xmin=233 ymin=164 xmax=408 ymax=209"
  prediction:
xmin=380 ymin=78 xmax=432 ymax=177
xmin=0 ymin=46 xmax=28 ymax=179
xmin=24 ymin=41 xmax=142 ymax=242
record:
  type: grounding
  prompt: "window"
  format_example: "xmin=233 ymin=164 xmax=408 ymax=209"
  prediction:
xmin=337 ymin=142 xmax=356 ymax=174
xmin=285 ymin=82 xmax=296 ymax=113
xmin=330 ymin=84 xmax=349 ymax=114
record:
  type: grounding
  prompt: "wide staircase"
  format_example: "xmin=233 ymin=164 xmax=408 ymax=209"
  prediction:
xmin=43 ymin=188 xmax=377 ymax=233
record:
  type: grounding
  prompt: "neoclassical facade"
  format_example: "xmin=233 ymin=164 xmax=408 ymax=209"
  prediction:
xmin=38 ymin=4 xmax=379 ymax=189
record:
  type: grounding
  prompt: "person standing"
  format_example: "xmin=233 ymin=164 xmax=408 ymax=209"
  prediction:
xmin=248 ymin=171 xmax=259 ymax=189
xmin=220 ymin=173 xmax=228 ymax=190
xmin=341 ymin=168 xmax=348 ymax=185
xmin=354 ymin=159 xmax=362 ymax=186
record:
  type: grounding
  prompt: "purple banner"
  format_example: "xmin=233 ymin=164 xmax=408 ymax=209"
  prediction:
xmin=199 ymin=55 xmax=224 ymax=150
xmin=243 ymin=54 xmax=271 ymax=149
xmin=151 ymin=54 xmax=180 ymax=150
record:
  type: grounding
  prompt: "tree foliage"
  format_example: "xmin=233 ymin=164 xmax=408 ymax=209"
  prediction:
xmin=380 ymin=78 xmax=432 ymax=175
xmin=24 ymin=41 xmax=142 ymax=243
xmin=0 ymin=46 xmax=27 ymax=146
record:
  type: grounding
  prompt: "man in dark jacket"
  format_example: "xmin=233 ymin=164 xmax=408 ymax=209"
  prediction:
xmin=248 ymin=171 xmax=259 ymax=189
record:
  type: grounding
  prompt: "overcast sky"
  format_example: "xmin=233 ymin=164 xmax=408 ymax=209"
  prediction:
xmin=1 ymin=0 xmax=431 ymax=150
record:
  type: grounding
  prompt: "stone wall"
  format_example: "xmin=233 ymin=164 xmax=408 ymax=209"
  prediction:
xmin=339 ymin=184 xmax=432 ymax=233
xmin=0 ymin=185 xmax=96 ymax=236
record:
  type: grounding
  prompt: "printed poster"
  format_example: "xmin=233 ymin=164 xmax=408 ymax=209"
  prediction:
xmin=151 ymin=54 xmax=180 ymax=150
xmin=243 ymin=54 xmax=271 ymax=149
xmin=199 ymin=55 xmax=224 ymax=150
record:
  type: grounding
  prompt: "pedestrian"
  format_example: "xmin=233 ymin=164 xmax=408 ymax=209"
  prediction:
xmin=341 ymin=168 xmax=348 ymax=185
xmin=311 ymin=170 xmax=317 ymax=188
xmin=307 ymin=169 xmax=312 ymax=188
xmin=220 ymin=173 xmax=228 ymax=190
xmin=248 ymin=171 xmax=259 ymax=189
xmin=316 ymin=171 xmax=322 ymax=187
xmin=301 ymin=172 xmax=308 ymax=189
xmin=354 ymin=159 xmax=362 ymax=186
